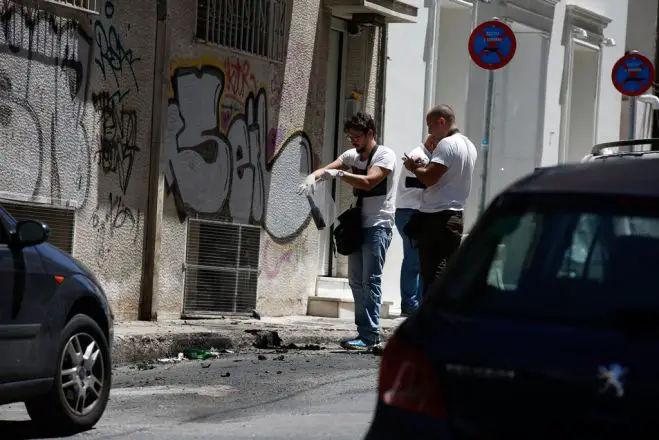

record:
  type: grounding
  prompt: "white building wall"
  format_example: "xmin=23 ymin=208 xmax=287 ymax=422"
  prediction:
xmin=381 ymin=0 xmax=428 ymax=310
xmin=382 ymin=0 xmax=644 ymax=311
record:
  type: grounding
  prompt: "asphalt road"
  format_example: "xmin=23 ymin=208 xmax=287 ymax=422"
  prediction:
xmin=0 ymin=348 xmax=382 ymax=439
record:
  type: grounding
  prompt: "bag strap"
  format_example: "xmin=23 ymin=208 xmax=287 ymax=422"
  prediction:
xmin=356 ymin=145 xmax=379 ymax=208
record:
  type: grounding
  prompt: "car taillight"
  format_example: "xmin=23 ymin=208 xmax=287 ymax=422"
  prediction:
xmin=378 ymin=335 xmax=447 ymax=418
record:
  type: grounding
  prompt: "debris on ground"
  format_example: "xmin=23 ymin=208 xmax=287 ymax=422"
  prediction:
xmin=284 ymin=343 xmax=324 ymax=351
xmin=275 ymin=355 xmax=285 ymax=361
xmin=372 ymin=343 xmax=385 ymax=356
xmin=183 ymin=349 xmax=217 ymax=360
xmin=135 ymin=360 xmax=156 ymax=371
xmin=201 ymin=362 xmax=211 ymax=368
xmin=246 ymin=329 xmax=282 ymax=349
xmin=158 ymin=352 xmax=186 ymax=364
xmin=257 ymin=354 xmax=267 ymax=360
xmin=252 ymin=310 xmax=262 ymax=320
xmin=220 ymin=372 xmax=231 ymax=377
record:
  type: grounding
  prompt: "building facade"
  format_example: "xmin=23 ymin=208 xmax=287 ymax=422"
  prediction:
xmin=378 ymin=0 xmax=658 ymax=310
xmin=0 ymin=0 xmax=417 ymax=320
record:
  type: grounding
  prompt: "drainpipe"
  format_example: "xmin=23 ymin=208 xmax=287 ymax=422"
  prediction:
xmin=422 ymin=0 xmax=440 ymax=133
xmin=139 ymin=0 xmax=171 ymax=321
xmin=376 ymin=22 xmax=388 ymax=144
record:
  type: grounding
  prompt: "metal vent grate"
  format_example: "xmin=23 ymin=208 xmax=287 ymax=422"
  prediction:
xmin=13 ymin=0 xmax=100 ymax=15
xmin=196 ymin=0 xmax=288 ymax=63
xmin=183 ymin=219 xmax=261 ymax=316
xmin=1 ymin=201 xmax=75 ymax=254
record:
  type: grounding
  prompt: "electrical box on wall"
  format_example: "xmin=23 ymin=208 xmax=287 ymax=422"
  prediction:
xmin=345 ymin=91 xmax=363 ymax=118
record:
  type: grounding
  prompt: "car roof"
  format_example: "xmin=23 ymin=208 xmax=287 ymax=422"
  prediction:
xmin=507 ymin=156 xmax=659 ymax=199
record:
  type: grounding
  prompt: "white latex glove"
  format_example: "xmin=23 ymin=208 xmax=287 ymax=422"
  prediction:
xmin=297 ymin=174 xmax=317 ymax=196
xmin=320 ymin=169 xmax=341 ymax=180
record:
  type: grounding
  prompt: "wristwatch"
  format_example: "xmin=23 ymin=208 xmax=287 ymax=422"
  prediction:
xmin=337 ymin=170 xmax=345 ymax=177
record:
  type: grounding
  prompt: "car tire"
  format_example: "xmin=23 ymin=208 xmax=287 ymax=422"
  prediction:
xmin=25 ymin=313 xmax=112 ymax=433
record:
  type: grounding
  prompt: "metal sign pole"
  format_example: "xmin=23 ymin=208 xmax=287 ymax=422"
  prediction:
xmin=468 ymin=17 xmax=516 ymax=216
xmin=628 ymin=96 xmax=637 ymax=140
xmin=479 ymin=69 xmax=494 ymax=215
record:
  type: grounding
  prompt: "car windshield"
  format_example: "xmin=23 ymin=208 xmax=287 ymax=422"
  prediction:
xmin=433 ymin=195 xmax=659 ymax=330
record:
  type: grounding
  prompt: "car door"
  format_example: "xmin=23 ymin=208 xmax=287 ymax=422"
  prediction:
xmin=0 ymin=209 xmax=52 ymax=383
xmin=428 ymin=197 xmax=659 ymax=438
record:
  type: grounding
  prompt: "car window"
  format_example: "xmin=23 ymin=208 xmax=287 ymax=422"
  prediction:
xmin=439 ymin=202 xmax=659 ymax=330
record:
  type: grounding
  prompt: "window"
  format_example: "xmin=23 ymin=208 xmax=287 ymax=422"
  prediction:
xmin=196 ymin=0 xmax=288 ymax=63
xmin=435 ymin=196 xmax=659 ymax=330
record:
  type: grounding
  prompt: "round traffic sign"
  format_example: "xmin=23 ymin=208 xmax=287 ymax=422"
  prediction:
xmin=611 ymin=52 xmax=655 ymax=97
xmin=468 ymin=20 xmax=517 ymax=70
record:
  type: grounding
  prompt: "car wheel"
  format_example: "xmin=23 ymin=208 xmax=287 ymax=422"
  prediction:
xmin=25 ymin=313 xmax=112 ymax=433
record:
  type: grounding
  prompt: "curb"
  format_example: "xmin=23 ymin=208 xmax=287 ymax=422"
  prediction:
xmin=111 ymin=327 xmax=396 ymax=366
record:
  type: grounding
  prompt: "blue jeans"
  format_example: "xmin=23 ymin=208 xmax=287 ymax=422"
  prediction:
xmin=348 ymin=226 xmax=393 ymax=344
xmin=395 ymin=208 xmax=423 ymax=313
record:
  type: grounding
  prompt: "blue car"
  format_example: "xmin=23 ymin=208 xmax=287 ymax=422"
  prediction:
xmin=0 ymin=203 xmax=114 ymax=433
xmin=366 ymin=155 xmax=659 ymax=438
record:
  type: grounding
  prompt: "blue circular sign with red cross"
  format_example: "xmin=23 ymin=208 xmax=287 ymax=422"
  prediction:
xmin=468 ymin=20 xmax=517 ymax=70
xmin=611 ymin=52 xmax=655 ymax=97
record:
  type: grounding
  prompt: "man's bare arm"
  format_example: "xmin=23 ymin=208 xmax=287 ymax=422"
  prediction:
xmin=340 ymin=165 xmax=391 ymax=191
xmin=411 ymin=162 xmax=447 ymax=187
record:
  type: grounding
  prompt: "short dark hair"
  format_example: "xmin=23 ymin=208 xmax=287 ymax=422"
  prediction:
xmin=343 ymin=112 xmax=376 ymax=134
xmin=427 ymin=104 xmax=455 ymax=123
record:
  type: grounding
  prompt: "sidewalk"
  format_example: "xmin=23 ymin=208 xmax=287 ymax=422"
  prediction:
xmin=112 ymin=315 xmax=406 ymax=365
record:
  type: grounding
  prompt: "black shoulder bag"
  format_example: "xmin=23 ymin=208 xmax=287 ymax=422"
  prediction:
xmin=332 ymin=146 xmax=378 ymax=256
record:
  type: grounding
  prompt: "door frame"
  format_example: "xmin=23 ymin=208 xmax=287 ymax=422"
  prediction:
xmin=319 ymin=17 xmax=348 ymax=277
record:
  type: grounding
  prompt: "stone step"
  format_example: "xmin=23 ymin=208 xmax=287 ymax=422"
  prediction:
xmin=307 ymin=296 xmax=394 ymax=319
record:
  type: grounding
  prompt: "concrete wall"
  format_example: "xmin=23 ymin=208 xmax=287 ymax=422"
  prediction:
xmin=158 ymin=0 xmax=331 ymax=318
xmin=0 ymin=0 xmax=156 ymax=320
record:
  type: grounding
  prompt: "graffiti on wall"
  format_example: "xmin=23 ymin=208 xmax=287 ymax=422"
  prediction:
xmin=166 ymin=57 xmax=313 ymax=242
xmin=90 ymin=0 xmax=142 ymax=265
xmin=0 ymin=1 xmax=93 ymax=205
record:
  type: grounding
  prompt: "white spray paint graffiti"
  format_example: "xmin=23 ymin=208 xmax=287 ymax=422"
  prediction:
xmin=165 ymin=62 xmax=313 ymax=242
xmin=0 ymin=2 xmax=92 ymax=206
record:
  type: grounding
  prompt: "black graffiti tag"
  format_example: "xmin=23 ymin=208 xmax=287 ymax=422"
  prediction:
xmin=92 ymin=91 xmax=139 ymax=195
xmin=93 ymin=18 xmax=140 ymax=91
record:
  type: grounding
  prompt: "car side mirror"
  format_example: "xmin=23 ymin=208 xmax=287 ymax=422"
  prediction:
xmin=12 ymin=220 xmax=50 ymax=248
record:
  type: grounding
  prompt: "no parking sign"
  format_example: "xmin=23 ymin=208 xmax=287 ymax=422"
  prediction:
xmin=468 ymin=20 xmax=517 ymax=70
xmin=468 ymin=19 xmax=517 ymax=214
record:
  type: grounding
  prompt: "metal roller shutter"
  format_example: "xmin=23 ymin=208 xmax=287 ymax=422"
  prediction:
xmin=183 ymin=219 xmax=261 ymax=316
xmin=0 ymin=201 xmax=75 ymax=254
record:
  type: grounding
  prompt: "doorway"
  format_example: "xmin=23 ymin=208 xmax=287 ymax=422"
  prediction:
xmin=317 ymin=18 xmax=347 ymax=277
xmin=560 ymin=39 xmax=601 ymax=163
xmin=565 ymin=43 xmax=600 ymax=162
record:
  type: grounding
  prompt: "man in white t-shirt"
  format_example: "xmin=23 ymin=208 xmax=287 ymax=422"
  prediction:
xmin=402 ymin=104 xmax=477 ymax=297
xmin=394 ymin=136 xmax=431 ymax=316
xmin=297 ymin=113 xmax=396 ymax=351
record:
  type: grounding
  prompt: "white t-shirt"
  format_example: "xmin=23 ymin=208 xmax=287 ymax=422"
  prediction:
xmin=395 ymin=144 xmax=430 ymax=210
xmin=420 ymin=132 xmax=477 ymax=213
xmin=338 ymin=145 xmax=397 ymax=228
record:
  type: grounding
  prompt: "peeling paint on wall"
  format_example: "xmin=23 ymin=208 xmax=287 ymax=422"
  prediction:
xmin=165 ymin=57 xmax=313 ymax=242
